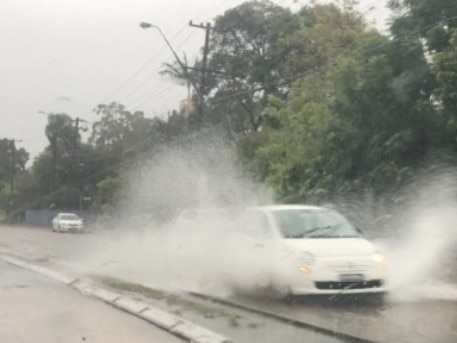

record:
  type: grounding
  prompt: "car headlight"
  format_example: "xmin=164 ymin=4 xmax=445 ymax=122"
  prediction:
xmin=372 ymin=253 xmax=385 ymax=264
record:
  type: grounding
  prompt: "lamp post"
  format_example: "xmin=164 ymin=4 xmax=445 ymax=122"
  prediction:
xmin=139 ymin=22 xmax=203 ymax=119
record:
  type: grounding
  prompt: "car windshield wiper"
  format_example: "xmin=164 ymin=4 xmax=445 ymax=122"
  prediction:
xmin=303 ymin=225 xmax=334 ymax=237
xmin=285 ymin=226 xmax=334 ymax=238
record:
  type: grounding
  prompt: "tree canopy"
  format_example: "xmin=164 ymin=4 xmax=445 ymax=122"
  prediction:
xmin=3 ymin=0 xmax=457 ymax=223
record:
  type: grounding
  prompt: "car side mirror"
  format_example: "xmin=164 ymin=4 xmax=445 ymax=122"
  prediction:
xmin=356 ymin=227 xmax=363 ymax=235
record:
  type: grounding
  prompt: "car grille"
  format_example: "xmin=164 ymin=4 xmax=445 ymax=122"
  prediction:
xmin=315 ymin=280 xmax=383 ymax=290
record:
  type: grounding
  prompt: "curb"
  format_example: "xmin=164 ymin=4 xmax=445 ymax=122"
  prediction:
xmin=1 ymin=255 xmax=231 ymax=343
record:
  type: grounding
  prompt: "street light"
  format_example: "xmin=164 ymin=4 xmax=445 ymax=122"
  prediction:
xmin=139 ymin=22 xmax=202 ymax=109
xmin=139 ymin=23 xmax=185 ymax=72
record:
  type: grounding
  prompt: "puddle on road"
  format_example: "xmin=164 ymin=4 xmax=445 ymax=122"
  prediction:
xmin=91 ymin=275 xmax=240 ymax=324
xmin=91 ymin=275 xmax=346 ymax=343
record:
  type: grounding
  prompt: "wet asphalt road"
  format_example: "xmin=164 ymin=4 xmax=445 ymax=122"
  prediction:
xmin=0 ymin=258 xmax=184 ymax=343
xmin=1 ymin=225 xmax=457 ymax=343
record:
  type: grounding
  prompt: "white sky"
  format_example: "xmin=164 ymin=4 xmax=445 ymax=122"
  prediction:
xmin=0 ymin=0 xmax=390 ymax=161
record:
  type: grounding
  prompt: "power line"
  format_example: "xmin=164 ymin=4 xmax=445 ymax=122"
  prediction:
xmin=113 ymin=27 xmax=202 ymax=115
xmin=189 ymin=21 xmax=212 ymax=122
xmin=122 ymin=30 xmax=198 ymax=105
xmin=130 ymin=83 xmax=178 ymax=113
xmin=105 ymin=7 xmax=457 ymax=119
xmin=191 ymin=0 xmax=242 ymax=22
xmin=125 ymin=67 xmax=187 ymax=110
xmin=364 ymin=15 xmax=457 ymax=54
xmin=99 ymin=24 xmax=190 ymax=104
xmin=96 ymin=0 xmax=304 ymax=114
xmin=207 ymin=14 xmax=457 ymax=104
xmin=120 ymin=28 xmax=205 ymax=115
xmin=99 ymin=49 xmax=168 ymax=104
xmin=358 ymin=0 xmax=387 ymax=12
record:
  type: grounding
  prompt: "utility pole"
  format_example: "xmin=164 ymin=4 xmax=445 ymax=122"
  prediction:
xmin=67 ymin=117 xmax=87 ymax=209
xmin=70 ymin=116 xmax=89 ymax=169
xmin=71 ymin=117 xmax=80 ymax=170
xmin=189 ymin=21 xmax=212 ymax=123
xmin=9 ymin=139 xmax=22 ymax=192
xmin=140 ymin=22 xmax=204 ymax=120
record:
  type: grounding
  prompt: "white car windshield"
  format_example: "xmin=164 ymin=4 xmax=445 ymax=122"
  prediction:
xmin=272 ymin=209 xmax=359 ymax=239
xmin=60 ymin=214 xmax=79 ymax=221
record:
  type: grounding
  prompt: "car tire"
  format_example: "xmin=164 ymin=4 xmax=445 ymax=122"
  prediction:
xmin=283 ymin=293 xmax=295 ymax=304
xmin=373 ymin=293 xmax=387 ymax=306
xmin=364 ymin=293 xmax=387 ymax=306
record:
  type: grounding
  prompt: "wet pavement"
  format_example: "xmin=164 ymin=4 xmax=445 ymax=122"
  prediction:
xmin=0 ymin=258 xmax=185 ymax=343
xmin=2 ymin=225 xmax=457 ymax=343
xmin=218 ymin=294 xmax=457 ymax=343
xmin=91 ymin=275 xmax=346 ymax=343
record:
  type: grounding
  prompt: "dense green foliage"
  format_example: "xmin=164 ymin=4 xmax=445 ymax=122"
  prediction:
xmin=2 ymin=0 xmax=457 ymax=221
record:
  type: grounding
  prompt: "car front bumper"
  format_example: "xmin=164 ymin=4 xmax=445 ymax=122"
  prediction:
xmin=290 ymin=281 xmax=386 ymax=295
xmin=286 ymin=256 xmax=387 ymax=295
xmin=59 ymin=226 xmax=84 ymax=232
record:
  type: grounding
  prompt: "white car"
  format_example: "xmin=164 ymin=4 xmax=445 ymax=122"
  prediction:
xmin=239 ymin=205 xmax=387 ymax=298
xmin=52 ymin=213 xmax=84 ymax=233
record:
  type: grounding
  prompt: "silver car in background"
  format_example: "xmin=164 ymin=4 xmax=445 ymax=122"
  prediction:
xmin=52 ymin=213 xmax=84 ymax=233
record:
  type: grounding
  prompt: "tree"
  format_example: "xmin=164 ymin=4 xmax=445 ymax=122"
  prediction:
xmin=0 ymin=140 xmax=29 ymax=221
xmin=94 ymin=175 xmax=121 ymax=213
xmin=390 ymin=0 xmax=457 ymax=154
xmin=331 ymin=32 xmax=436 ymax=188
xmin=0 ymin=139 xmax=29 ymax=188
xmin=91 ymin=102 xmax=154 ymax=154
xmin=45 ymin=113 xmax=77 ymax=189
xmin=236 ymin=4 xmax=370 ymax=200
xmin=432 ymin=29 xmax=457 ymax=121
xmin=238 ymin=3 xmax=443 ymax=201
xmin=158 ymin=0 xmax=301 ymax=135
xmin=389 ymin=0 xmax=457 ymax=53
xmin=207 ymin=0 xmax=299 ymax=134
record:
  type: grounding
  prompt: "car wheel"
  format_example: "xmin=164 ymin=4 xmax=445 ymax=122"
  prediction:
xmin=363 ymin=293 xmax=387 ymax=306
xmin=372 ymin=293 xmax=387 ymax=306
xmin=283 ymin=293 xmax=295 ymax=304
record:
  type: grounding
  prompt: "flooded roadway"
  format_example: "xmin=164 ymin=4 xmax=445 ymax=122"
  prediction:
xmin=1 ymin=225 xmax=457 ymax=343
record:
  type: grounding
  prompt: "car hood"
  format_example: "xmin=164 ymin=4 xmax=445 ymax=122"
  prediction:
xmin=282 ymin=237 xmax=376 ymax=257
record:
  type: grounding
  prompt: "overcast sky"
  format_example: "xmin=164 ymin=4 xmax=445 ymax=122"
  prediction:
xmin=0 ymin=0 xmax=390 ymax=161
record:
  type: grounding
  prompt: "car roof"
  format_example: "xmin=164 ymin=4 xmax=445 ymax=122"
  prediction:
xmin=253 ymin=204 xmax=325 ymax=212
xmin=58 ymin=212 xmax=78 ymax=216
